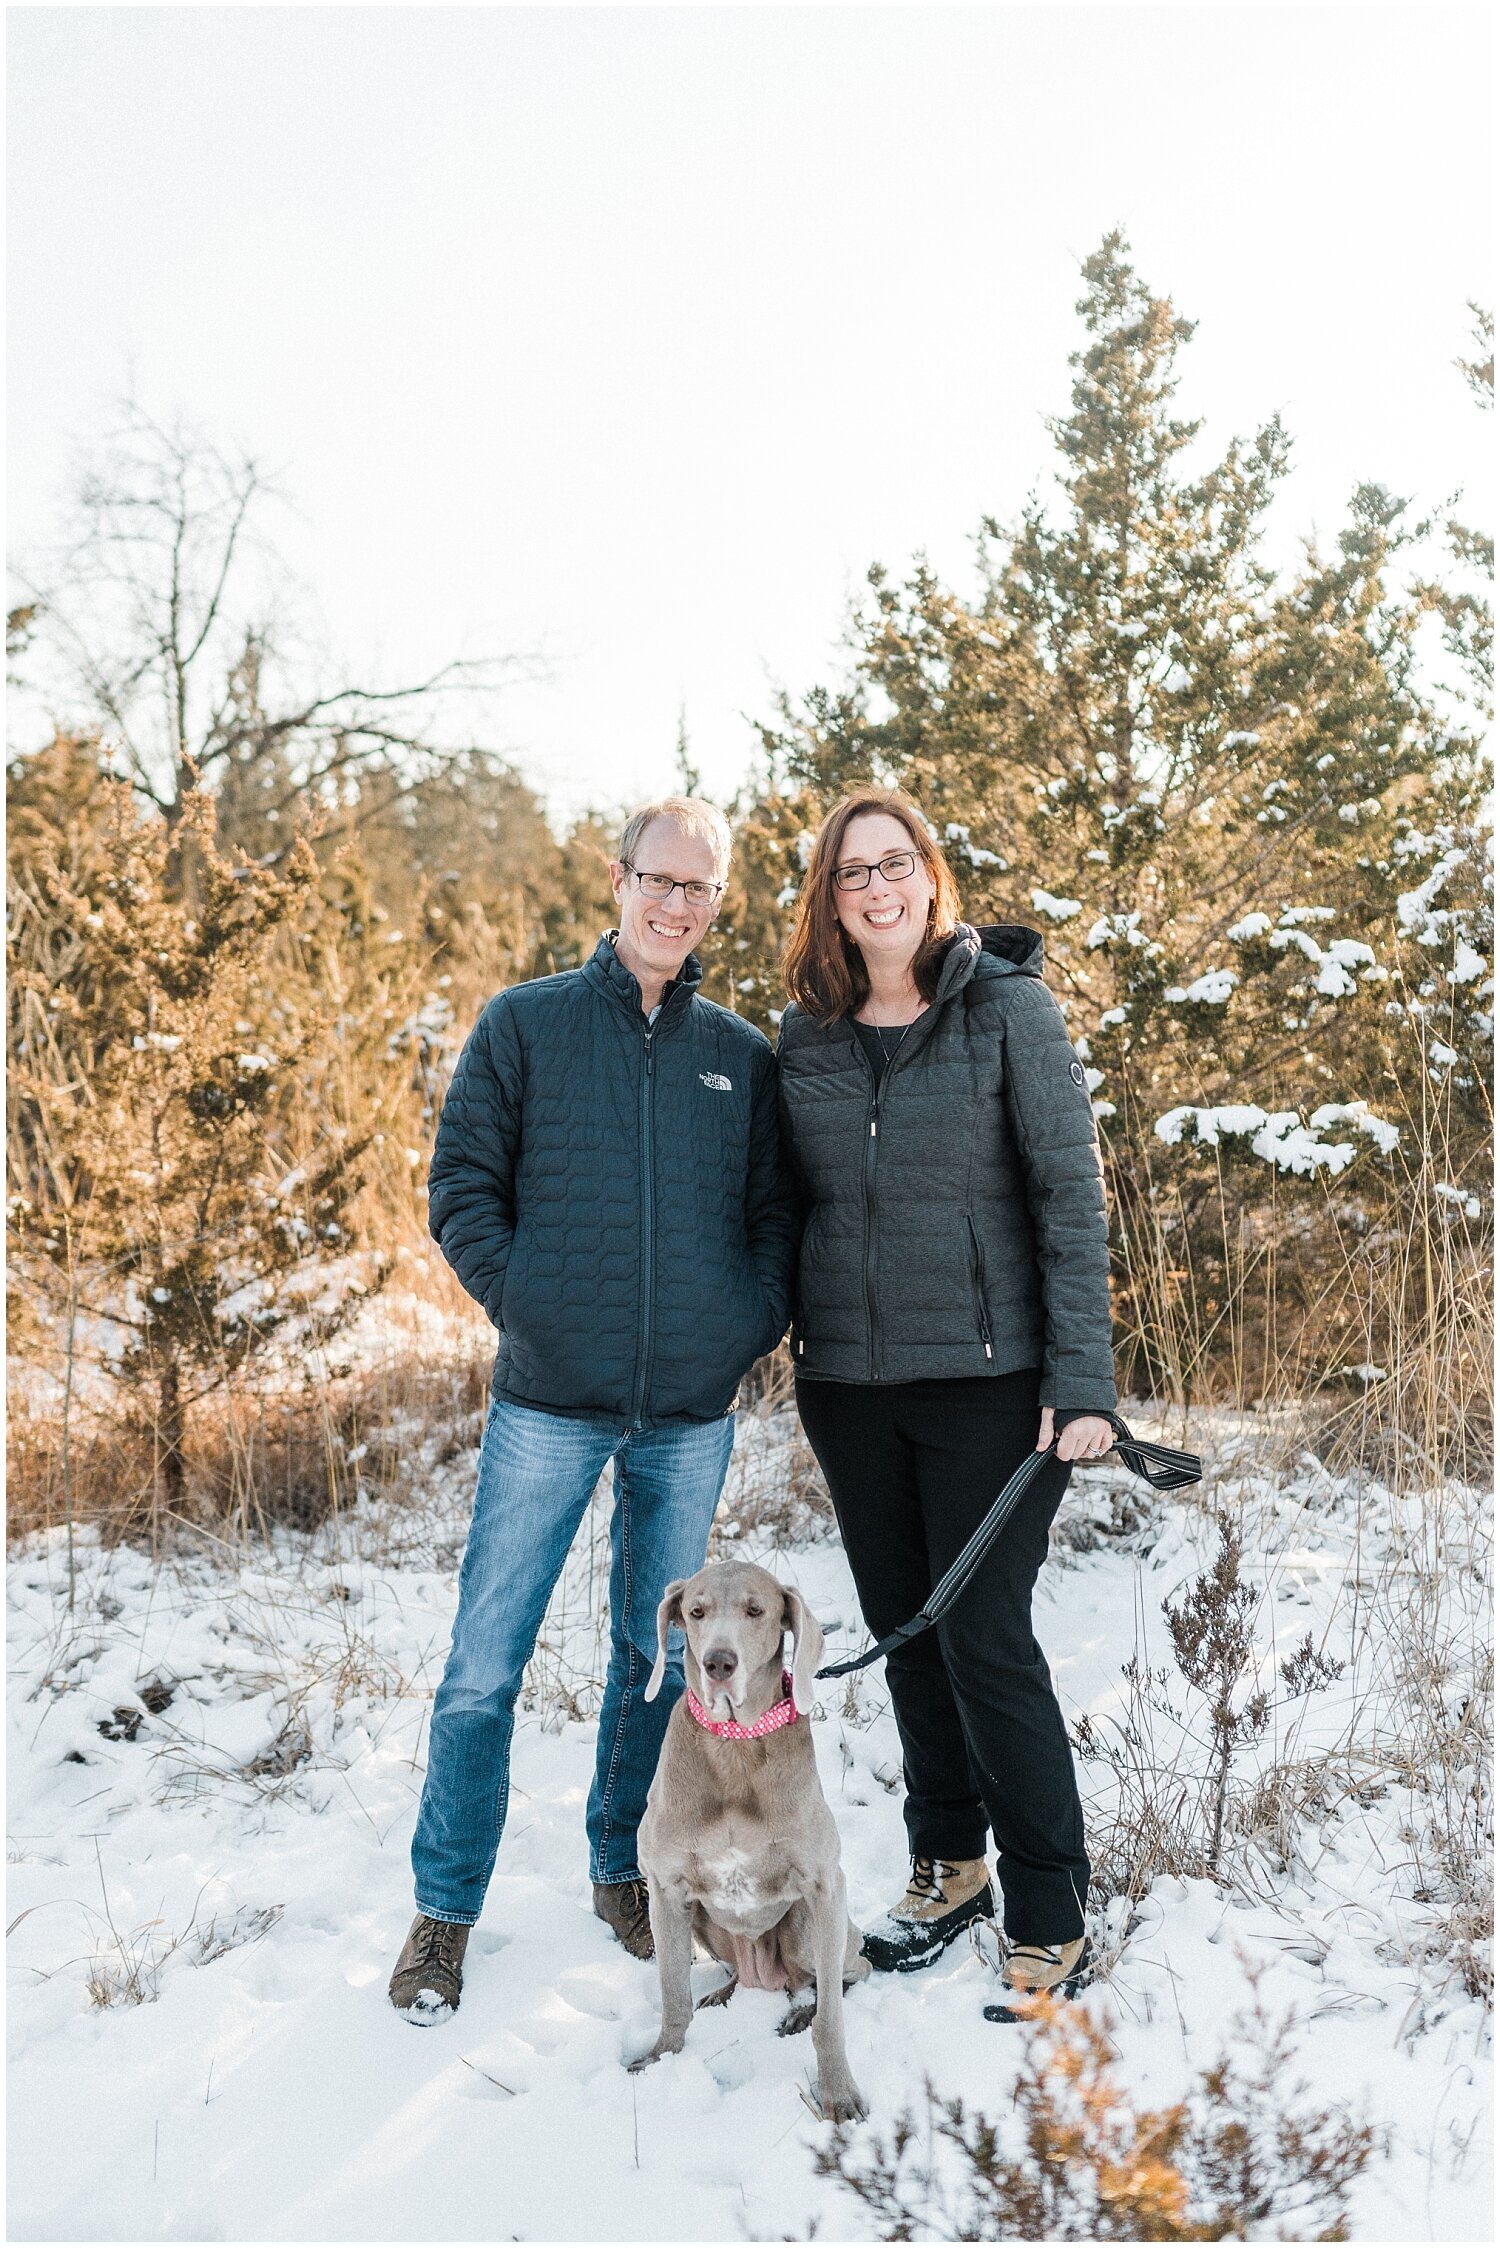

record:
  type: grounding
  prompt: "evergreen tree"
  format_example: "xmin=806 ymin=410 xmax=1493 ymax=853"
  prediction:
xmin=741 ymin=235 xmax=1491 ymax=1407
xmin=8 ymin=783 xmax=389 ymax=1514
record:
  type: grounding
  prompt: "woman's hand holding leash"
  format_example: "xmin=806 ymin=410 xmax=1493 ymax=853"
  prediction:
xmin=1037 ymin=1407 xmax=1115 ymax=1462
xmin=815 ymin=1412 xmax=1202 ymax=1681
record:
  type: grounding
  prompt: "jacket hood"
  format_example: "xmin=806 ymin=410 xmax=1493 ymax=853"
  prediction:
xmin=933 ymin=921 xmax=1045 ymax=1001
xmin=974 ymin=922 xmax=1045 ymax=976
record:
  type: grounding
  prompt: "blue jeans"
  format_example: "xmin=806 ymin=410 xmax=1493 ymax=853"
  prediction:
xmin=410 ymin=1394 xmax=736 ymax=1924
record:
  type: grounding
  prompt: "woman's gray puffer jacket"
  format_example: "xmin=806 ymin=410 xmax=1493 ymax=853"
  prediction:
xmin=777 ymin=922 xmax=1117 ymax=1415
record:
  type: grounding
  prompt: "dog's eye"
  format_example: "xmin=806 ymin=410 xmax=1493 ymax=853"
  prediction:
xmin=689 ymin=1606 xmax=705 ymax=1620
xmin=744 ymin=1603 xmax=763 ymax=1618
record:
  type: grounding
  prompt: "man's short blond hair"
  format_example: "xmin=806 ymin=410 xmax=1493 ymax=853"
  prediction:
xmin=617 ymin=797 xmax=733 ymax=880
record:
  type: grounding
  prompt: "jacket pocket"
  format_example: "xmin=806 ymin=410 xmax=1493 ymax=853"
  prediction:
xmin=965 ymin=1215 xmax=994 ymax=1359
xmin=497 ymin=1232 xmax=532 ymax=1339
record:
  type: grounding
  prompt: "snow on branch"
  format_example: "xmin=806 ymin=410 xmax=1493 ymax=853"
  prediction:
xmin=1163 ymin=968 xmax=1237 ymax=1005
xmin=1154 ymin=1099 xmax=1401 ymax=1176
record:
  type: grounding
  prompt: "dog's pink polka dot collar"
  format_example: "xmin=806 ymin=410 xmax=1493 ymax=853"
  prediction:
xmin=685 ymin=1670 xmax=800 ymax=1740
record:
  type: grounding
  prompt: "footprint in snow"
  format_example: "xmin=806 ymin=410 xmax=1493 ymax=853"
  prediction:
xmin=554 ymin=1971 xmax=621 ymax=2021
xmin=705 ymin=2043 xmax=756 ymax=2093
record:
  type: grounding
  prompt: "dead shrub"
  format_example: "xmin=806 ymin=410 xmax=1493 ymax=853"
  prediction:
xmin=815 ymin=1981 xmax=1379 ymax=2241
xmin=7 ymin=1334 xmax=494 ymax=1550
xmin=714 ymin=1347 xmax=834 ymax=1552
xmin=192 ymin=1903 xmax=283 ymax=1965
xmin=1072 ymin=1665 xmax=1212 ymax=1908
xmin=242 ymin=1712 xmax=315 ymax=1782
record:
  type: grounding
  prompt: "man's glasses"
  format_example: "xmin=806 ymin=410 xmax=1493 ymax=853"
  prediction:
xmin=623 ymin=862 xmax=724 ymax=907
xmin=832 ymin=849 xmax=919 ymax=893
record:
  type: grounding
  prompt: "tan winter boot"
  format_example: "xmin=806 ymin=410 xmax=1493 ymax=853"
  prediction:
xmin=388 ymin=1913 xmax=471 ymax=2024
xmin=1005 ymin=1934 xmax=1089 ymax=1993
xmin=861 ymin=1855 xmax=995 ymax=1973
xmin=983 ymin=1934 xmax=1095 ymax=2022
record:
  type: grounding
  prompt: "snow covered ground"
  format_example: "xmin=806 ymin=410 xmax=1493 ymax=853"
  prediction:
xmin=7 ymin=1397 xmax=1492 ymax=2242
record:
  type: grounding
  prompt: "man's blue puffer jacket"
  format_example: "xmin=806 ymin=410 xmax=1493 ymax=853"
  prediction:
xmin=427 ymin=933 xmax=799 ymax=1426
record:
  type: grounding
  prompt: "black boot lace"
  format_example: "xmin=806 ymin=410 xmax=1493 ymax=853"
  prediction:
xmin=415 ymin=1917 xmax=464 ymax=1978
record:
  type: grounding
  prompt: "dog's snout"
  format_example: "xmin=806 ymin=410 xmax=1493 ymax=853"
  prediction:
xmin=702 ymin=1647 xmax=738 ymax=1683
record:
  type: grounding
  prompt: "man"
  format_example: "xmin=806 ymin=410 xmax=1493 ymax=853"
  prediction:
xmin=390 ymin=797 xmax=797 ymax=2022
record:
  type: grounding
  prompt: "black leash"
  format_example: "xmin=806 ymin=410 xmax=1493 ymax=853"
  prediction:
xmin=815 ymin=1411 xmax=1202 ymax=1682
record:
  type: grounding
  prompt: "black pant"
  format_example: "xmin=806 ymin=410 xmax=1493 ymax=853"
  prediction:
xmin=796 ymin=1368 xmax=1090 ymax=1944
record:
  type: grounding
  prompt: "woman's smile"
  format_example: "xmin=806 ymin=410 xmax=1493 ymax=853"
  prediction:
xmin=832 ymin=811 xmax=938 ymax=965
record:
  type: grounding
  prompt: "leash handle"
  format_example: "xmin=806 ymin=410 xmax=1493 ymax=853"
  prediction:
xmin=815 ymin=1409 xmax=1202 ymax=1681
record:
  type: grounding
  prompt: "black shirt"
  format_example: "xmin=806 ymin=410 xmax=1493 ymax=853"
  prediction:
xmin=852 ymin=1017 xmax=914 ymax=1086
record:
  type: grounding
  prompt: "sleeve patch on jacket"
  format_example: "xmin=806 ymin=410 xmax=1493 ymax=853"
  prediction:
xmin=1068 ymin=1060 xmax=1087 ymax=1087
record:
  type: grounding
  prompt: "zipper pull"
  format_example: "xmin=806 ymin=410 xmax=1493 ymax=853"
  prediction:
xmin=870 ymin=1116 xmax=877 ymax=1138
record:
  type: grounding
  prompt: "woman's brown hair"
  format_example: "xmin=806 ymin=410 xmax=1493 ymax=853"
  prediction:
xmin=782 ymin=789 xmax=964 ymax=1023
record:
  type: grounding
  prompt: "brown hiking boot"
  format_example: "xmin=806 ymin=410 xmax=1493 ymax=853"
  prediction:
xmin=388 ymin=1913 xmax=471 ymax=2024
xmin=861 ymin=1855 xmax=995 ymax=1973
xmin=593 ymin=1877 xmax=654 ymax=1960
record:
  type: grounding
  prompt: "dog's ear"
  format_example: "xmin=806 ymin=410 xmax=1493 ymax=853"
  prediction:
xmin=781 ymin=1583 xmax=824 ymax=1715
xmin=644 ymin=1580 xmax=688 ymax=1703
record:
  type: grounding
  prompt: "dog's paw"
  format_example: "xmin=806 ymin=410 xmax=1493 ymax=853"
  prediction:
xmin=819 ymin=2077 xmax=868 ymax=2123
xmin=777 ymin=2000 xmax=816 ymax=2038
xmin=626 ymin=2032 xmax=684 ymax=2074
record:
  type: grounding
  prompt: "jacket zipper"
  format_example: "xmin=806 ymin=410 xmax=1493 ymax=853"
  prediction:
xmin=966 ymin=1214 xmax=995 ymax=1360
xmin=632 ymin=1020 xmax=657 ymax=1421
xmin=861 ymin=1049 xmax=882 ymax=1382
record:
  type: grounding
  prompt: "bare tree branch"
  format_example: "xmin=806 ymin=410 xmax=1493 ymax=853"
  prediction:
xmin=12 ymin=404 xmax=546 ymax=830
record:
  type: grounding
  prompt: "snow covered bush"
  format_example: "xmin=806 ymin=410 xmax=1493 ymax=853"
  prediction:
xmin=710 ymin=234 xmax=1492 ymax=1430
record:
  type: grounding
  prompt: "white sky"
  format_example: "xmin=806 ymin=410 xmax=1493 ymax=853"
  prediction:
xmin=8 ymin=4 xmax=1494 ymax=823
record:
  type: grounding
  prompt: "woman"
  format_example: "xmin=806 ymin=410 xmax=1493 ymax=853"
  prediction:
xmin=777 ymin=789 xmax=1117 ymax=2013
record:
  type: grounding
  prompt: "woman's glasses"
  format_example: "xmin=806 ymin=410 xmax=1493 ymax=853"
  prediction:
xmin=832 ymin=849 xmax=919 ymax=893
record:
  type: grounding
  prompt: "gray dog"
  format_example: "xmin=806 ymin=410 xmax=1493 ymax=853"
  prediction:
xmin=630 ymin=1560 xmax=869 ymax=2121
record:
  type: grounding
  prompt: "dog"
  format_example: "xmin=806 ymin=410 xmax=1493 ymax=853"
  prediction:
xmin=629 ymin=1560 xmax=868 ymax=2121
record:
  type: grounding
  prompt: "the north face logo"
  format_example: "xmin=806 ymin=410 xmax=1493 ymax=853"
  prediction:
xmin=700 ymin=1071 xmax=733 ymax=1092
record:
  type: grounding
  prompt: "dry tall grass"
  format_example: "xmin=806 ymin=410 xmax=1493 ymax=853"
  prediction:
xmin=1065 ymin=1132 xmax=1492 ymax=2015
xmin=7 ymin=1056 xmax=1491 ymax=2014
xmin=6 ymin=1243 xmax=494 ymax=1557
